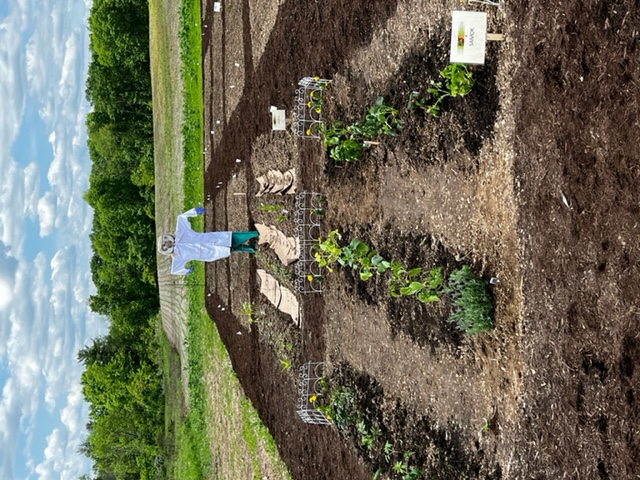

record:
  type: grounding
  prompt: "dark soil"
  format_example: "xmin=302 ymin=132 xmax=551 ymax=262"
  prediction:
xmin=199 ymin=0 xmax=640 ymax=478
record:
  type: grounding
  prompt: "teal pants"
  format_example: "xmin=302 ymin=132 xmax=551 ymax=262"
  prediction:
xmin=231 ymin=231 xmax=259 ymax=253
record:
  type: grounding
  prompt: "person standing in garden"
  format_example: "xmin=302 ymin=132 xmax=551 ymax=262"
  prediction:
xmin=157 ymin=207 xmax=259 ymax=275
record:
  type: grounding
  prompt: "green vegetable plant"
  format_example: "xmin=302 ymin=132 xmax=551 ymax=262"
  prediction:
xmin=314 ymin=229 xmax=494 ymax=334
xmin=315 ymin=230 xmax=444 ymax=303
xmin=314 ymin=383 xmax=357 ymax=429
xmin=357 ymin=420 xmax=382 ymax=451
xmin=391 ymin=451 xmax=423 ymax=480
xmin=388 ymin=264 xmax=444 ymax=304
xmin=258 ymin=203 xmax=283 ymax=213
xmin=446 ymin=265 xmax=494 ymax=334
xmin=320 ymin=96 xmax=401 ymax=162
xmin=383 ymin=441 xmax=395 ymax=463
xmin=481 ymin=418 xmax=490 ymax=433
xmin=426 ymin=63 xmax=474 ymax=117
xmin=355 ymin=97 xmax=401 ymax=138
xmin=314 ymin=230 xmax=344 ymax=272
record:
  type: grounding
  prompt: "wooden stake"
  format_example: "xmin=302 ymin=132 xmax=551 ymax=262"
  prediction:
xmin=486 ymin=33 xmax=504 ymax=41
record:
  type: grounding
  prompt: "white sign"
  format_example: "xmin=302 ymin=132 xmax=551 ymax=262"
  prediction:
xmin=213 ymin=2 xmax=221 ymax=12
xmin=449 ymin=11 xmax=487 ymax=65
xmin=271 ymin=109 xmax=286 ymax=131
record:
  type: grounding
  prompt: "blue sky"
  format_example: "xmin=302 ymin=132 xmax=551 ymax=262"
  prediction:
xmin=0 ymin=0 xmax=109 ymax=478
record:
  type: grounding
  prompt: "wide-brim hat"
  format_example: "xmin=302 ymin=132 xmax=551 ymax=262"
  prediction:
xmin=157 ymin=233 xmax=175 ymax=254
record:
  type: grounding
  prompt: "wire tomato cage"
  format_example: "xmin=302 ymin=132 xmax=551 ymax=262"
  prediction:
xmin=292 ymin=77 xmax=331 ymax=140
xmin=296 ymin=361 xmax=332 ymax=425
xmin=294 ymin=192 xmax=324 ymax=294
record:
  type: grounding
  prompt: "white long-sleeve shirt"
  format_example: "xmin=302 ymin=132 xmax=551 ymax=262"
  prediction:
xmin=170 ymin=208 xmax=232 ymax=275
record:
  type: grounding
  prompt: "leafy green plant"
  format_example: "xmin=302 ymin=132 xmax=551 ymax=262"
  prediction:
xmin=315 ymin=383 xmax=357 ymax=429
xmin=311 ymin=194 xmax=325 ymax=216
xmin=482 ymin=418 xmax=490 ymax=433
xmin=314 ymin=230 xmax=344 ymax=271
xmin=320 ymin=97 xmax=401 ymax=162
xmin=258 ymin=203 xmax=283 ymax=213
xmin=446 ymin=265 xmax=494 ymax=334
xmin=316 ymin=231 xmax=443 ymax=302
xmin=424 ymin=63 xmax=475 ymax=117
xmin=357 ymin=420 xmax=382 ymax=451
xmin=383 ymin=441 xmax=395 ymax=463
xmin=440 ymin=63 xmax=474 ymax=97
xmin=351 ymin=96 xmax=401 ymax=138
xmin=388 ymin=266 xmax=444 ymax=303
xmin=330 ymin=137 xmax=365 ymax=162
xmin=402 ymin=466 xmax=425 ymax=480
xmin=391 ymin=451 xmax=424 ymax=479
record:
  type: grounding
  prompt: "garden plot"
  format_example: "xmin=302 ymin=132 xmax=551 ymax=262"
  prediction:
xmin=199 ymin=0 xmax=640 ymax=478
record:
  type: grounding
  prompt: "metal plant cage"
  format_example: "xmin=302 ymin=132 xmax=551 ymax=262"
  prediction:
xmin=294 ymin=192 xmax=323 ymax=294
xmin=292 ymin=77 xmax=331 ymax=139
xmin=296 ymin=362 xmax=332 ymax=425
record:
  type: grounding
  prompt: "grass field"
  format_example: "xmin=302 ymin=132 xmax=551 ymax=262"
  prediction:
xmin=149 ymin=0 xmax=291 ymax=477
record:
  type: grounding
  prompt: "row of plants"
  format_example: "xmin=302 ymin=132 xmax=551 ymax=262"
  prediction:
xmin=313 ymin=230 xmax=493 ymax=334
xmin=312 ymin=63 xmax=475 ymax=162
xmin=311 ymin=373 xmax=424 ymax=480
xmin=239 ymin=301 xmax=295 ymax=371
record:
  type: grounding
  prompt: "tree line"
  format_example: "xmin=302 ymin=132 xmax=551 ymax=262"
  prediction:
xmin=80 ymin=0 xmax=163 ymax=478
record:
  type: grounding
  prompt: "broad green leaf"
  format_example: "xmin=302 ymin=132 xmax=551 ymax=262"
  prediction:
xmin=417 ymin=291 xmax=440 ymax=303
xmin=407 ymin=267 xmax=422 ymax=278
xmin=359 ymin=270 xmax=372 ymax=281
xmin=400 ymin=281 xmax=425 ymax=296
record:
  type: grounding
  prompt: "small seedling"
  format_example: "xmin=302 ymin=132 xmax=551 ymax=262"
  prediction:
xmin=279 ymin=359 xmax=292 ymax=371
xmin=406 ymin=90 xmax=427 ymax=113
xmin=258 ymin=203 xmax=288 ymax=222
xmin=383 ymin=441 xmax=395 ymax=463
xmin=239 ymin=301 xmax=255 ymax=324
xmin=357 ymin=420 xmax=381 ymax=450
xmin=482 ymin=418 xmax=490 ymax=433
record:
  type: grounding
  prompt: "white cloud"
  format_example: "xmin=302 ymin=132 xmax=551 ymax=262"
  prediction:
xmin=0 ymin=242 xmax=19 ymax=346
xmin=36 ymin=427 xmax=66 ymax=479
xmin=0 ymin=278 xmax=12 ymax=311
xmin=37 ymin=192 xmax=57 ymax=237
xmin=59 ymin=35 xmax=79 ymax=100
xmin=22 ymin=162 xmax=40 ymax=219
xmin=0 ymin=3 xmax=27 ymax=172
xmin=0 ymin=244 xmax=17 ymax=312
xmin=0 ymin=378 xmax=21 ymax=480
xmin=0 ymin=161 xmax=25 ymax=250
